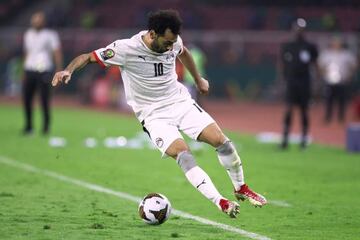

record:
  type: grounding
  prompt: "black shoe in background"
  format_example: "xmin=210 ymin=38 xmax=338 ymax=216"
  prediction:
xmin=300 ymin=141 xmax=307 ymax=150
xmin=22 ymin=128 xmax=33 ymax=136
xmin=279 ymin=141 xmax=288 ymax=150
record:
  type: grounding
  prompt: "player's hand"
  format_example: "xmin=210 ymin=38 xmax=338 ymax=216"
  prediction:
xmin=52 ymin=70 xmax=72 ymax=87
xmin=196 ymin=78 xmax=209 ymax=95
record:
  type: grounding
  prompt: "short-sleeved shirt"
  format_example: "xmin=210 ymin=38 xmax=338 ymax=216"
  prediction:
xmin=281 ymin=38 xmax=318 ymax=86
xmin=24 ymin=28 xmax=60 ymax=72
xmin=93 ymin=31 xmax=191 ymax=121
xmin=318 ymin=49 xmax=357 ymax=85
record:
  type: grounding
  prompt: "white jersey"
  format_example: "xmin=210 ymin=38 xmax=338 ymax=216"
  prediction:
xmin=93 ymin=31 xmax=192 ymax=121
xmin=24 ymin=28 xmax=60 ymax=72
xmin=318 ymin=49 xmax=357 ymax=85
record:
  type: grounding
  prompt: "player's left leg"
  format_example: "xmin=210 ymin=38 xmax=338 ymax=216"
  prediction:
xmin=197 ymin=123 xmax=267 ymax=207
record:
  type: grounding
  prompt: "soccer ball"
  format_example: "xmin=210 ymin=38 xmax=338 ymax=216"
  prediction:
xmin=138 ymin=193 xmax=171 ymax=225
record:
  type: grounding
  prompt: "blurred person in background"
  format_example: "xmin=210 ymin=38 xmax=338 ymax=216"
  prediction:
xmin=22 ymin=11 xmax=63 ymax=135
xmin=318 ymin=36 xmax=357 ymax=124
xmin=279 ymin=18 xmax=318 ymax=150
xmin=52 ymin=9 xmax=267 ymax=218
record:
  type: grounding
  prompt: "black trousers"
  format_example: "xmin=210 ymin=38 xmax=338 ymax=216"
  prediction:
xmin=282 ymin=83 xmax=310 ymax=146
xmin=22 ymin=71 xmax=52 ymax=133
xmin=324 ymin=84 xmax=348 ymax=123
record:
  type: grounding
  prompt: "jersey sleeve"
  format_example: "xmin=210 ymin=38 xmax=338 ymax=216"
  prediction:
xmin=50 ymin=31 xmax=61 ymax=51
xmin=174 ymin=35 xmax=184 ymax=55
xmin=93 ymin=40 xmax=127 ymax=68
xmin=347 ymin=51 xmax=357 ymax=68
xmin=23 ymin=30 xmax=30 ymax=52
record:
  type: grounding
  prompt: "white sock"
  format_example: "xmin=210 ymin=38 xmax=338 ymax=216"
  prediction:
xmin=217 ymin=141 xmax=245 ymax=191
xmin=185 ymin=166 xmax=223 ymax=208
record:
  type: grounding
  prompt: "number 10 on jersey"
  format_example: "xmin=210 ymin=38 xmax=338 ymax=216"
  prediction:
xmin=154 ymin=63 xmax=164 ymax=77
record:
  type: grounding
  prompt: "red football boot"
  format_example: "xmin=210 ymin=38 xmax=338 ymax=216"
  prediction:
xmin=235 ymin=184 xmax=267 ymax=207
xmin=219 ymin=199 xmax=240 ymax=218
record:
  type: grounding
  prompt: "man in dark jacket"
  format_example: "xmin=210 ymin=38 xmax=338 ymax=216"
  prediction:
xmin=279 ymin=18 xmax=318 ymax=149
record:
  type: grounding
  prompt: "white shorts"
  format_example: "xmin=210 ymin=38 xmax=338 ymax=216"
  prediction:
xmin=141 ymin=100 xmax=215 ymax=156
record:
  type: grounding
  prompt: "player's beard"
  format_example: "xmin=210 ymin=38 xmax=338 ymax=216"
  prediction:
xmin=151 ymin=39 xmax=167 ymax=53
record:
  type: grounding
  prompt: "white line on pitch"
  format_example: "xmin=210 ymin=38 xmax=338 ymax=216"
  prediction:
xmin=0 ymin=155 xmax=271 ymax=240
xmin=267 ymin=200 xmax=292 ymax=208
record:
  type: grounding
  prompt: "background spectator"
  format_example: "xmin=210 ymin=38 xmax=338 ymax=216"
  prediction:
xmin=318 ymin=36 xmax=357 ymax=123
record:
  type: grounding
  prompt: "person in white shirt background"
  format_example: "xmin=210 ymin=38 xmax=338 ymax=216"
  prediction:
xmin=318 ymin=36 xmax=357 ymax=123
xmin=52 ymin=9 xmax=267 ymax=218
xmin=23 ymin=11 xmax=63 ymax=135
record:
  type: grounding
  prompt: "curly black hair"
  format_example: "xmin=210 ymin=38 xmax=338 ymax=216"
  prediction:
xmin=147 ymin=9 xmax=182 ymax=35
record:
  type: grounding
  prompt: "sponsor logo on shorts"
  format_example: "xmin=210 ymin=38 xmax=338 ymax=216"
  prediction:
xmin=155 ymin=137 xmax=164 ymax=148
xmin=100 ymin=49 xmax=115 ymax=60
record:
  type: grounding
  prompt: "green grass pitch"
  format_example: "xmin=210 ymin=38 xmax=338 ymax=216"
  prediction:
xmin=0 ymin=105 xmax=359 ymax=239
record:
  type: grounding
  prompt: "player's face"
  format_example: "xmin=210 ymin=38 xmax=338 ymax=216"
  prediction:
xmin=151 ymin=29 xmax=178 ymax=53
xmin=31 ymin=12 xmax=45 ymax=30
xmin=330 ymin=39 xmax=342 ymax=50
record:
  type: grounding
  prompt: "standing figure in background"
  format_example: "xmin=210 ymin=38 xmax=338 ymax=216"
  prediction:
xmin=318 ymin=36 xmax=357 ymax=124
xmin=183 ymin=45 xmax=207 ymax=103
xmin=279 ymin=18 xmax=318 ymax=149
xmin=22 ymin=11 xmax=63 ymax=135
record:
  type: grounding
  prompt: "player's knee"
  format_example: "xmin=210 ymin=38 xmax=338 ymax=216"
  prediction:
xmin=216 ymin=141 xmax=241 ymax=168
xmin=215 ymin=129 xmax=227 ymax=146
xmin=199 ymin=123 xmax=227 ymax=148
xmin=166 ymin=139 xmax=189 ymax=159
xmin=216 ymin=140 xmax=235 ymax=155
xmin=176 ymin=151 xmax=197 ymax=173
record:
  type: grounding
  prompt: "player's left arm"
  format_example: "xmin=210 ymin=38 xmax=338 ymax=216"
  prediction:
xmin=178 ymin=46 xmax=209 ymax=95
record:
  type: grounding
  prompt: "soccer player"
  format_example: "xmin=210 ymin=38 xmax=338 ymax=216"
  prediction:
xmin=52 ymin=10 xmax=266 ymax=218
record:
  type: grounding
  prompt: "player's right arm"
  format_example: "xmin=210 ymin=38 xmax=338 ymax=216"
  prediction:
xmin=53 ymin=40 xmax=125 ymax=87
xmin=52 ymin=52 xmax=97 ymax=87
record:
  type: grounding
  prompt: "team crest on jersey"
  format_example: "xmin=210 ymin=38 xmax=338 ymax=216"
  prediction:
xmin=165 ymin=52 xmax=175 ymax=62
xmin=100 ymin=49 xmax=115 ymax=60
xmin=155 ymin=137 xmax=164 ymax=148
